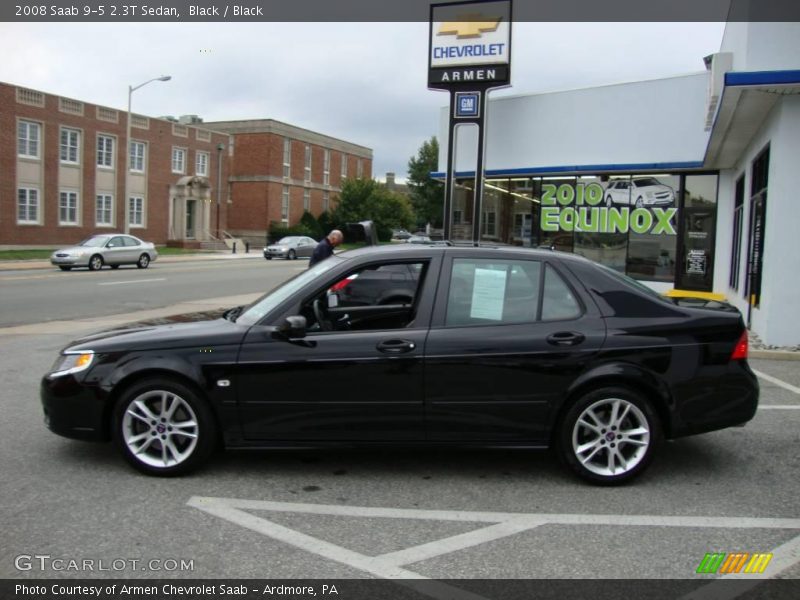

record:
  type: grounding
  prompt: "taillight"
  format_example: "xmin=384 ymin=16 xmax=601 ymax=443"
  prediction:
xmin=731 ymin=330 xmax=749 ymax=360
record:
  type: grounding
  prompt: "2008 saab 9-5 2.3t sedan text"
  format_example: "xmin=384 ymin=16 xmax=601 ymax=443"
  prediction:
xmin=41 ymin=244 xmax=758 ymax=484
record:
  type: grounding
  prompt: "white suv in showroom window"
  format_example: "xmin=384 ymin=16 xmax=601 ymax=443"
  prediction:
xmin=605 ymin=177 xmax=675 ymax=208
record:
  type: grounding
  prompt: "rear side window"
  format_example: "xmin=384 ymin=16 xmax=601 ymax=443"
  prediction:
xmin=445 ymin=259 xmax=542 ymax=326
xmin=541 ymin=264 xmax=581 ymax=320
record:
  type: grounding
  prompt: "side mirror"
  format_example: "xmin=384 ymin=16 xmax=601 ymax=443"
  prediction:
xmin=276 ymin=315 xmax=307 ymax=339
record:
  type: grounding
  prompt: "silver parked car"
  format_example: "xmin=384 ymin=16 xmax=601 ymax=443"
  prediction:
xmin=50 ymin=234 xmax=158 ymax=271
xmin=263 ymin=236 xmax=318 ymax=260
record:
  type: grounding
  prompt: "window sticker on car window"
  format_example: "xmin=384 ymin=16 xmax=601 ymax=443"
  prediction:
xmin=470 ymin=268 xmax=508 ymax=320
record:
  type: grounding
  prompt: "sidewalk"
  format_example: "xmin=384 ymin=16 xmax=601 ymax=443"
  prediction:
xmin=0 ymin=250 xmax=265 ymax=271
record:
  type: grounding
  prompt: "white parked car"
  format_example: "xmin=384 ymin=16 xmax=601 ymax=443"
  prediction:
xmin=50 ymin=234 xmax=158 ymax=271
xmin=605 ymin=178 xmax=675 ymax=208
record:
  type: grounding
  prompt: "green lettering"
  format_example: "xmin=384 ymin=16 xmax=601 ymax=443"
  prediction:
xmin=576 ymin=207 xmax=600 ymax=232
xmin=630 ymin=208 xmax=654 ymax=234
xmin=557 ymin=183 xmax=574 ymax=206
xmin=585 ymin=183 xmax=604 ymax=206
xmin=558 ymin=207 xmax=576 ymax=231
xmin=651 ymin=207 xmax=678 ymax=235
xmin=541 ymin=207 xmax=560 ymax=231
xmin=607 ymin=207 xmax=629 ymax=234
xmin=542 ymin=184 xmax=557 ymax=205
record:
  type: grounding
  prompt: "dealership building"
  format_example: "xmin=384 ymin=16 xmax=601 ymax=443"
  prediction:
xmin=437 ymin=22 xmax=800 ymax=347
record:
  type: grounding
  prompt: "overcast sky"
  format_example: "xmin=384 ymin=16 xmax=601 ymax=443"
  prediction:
xmin=0 ymin=22 xmax=726 ymax=180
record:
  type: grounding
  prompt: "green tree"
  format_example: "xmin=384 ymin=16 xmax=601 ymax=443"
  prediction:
xmin=331 ymin=178 xmax=415 ymax=242
xmin=407 ymin=136 xmax=444 ymax=228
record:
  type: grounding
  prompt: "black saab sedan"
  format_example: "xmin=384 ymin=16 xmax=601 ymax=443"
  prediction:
xmin=41 ymin=245 xmax=758 ymax=484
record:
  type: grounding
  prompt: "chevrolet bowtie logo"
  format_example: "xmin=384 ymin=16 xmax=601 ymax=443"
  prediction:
xmin=438 ymin=15 xmax=502 ymax=39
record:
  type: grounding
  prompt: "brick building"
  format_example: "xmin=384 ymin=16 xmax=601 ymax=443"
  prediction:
xmin=1 ymin=82 xmax=373 ymax=247
xmin=1 ymin=81 xmax=231 ymax=247
xmin=201 ymin=119 xmax=372 ymax=242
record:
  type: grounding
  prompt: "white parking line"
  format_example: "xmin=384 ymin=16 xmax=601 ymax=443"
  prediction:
xmin=97 ymin=278 xmax=166 ymax=286
xmin=189 ymin=496 xmax=800 ymax=600
xmin=753 ymin=369 xmax=800 ymax=395
xmin=759 ymin=405 xmax=800 ymax=410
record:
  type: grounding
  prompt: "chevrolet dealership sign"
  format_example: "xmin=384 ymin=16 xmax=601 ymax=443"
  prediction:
xmin=429 ymin=0 xmax=512 ymax=87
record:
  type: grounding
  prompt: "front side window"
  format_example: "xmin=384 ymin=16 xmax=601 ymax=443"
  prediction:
xmin=18 ymin=121 xmax=41 ymax=158
xmin=59 ymin=190 xmax=79 ymax=224
xmin=130 ymin=141 xmax=145 ymax=172
xmin=97 ymin=134 xmax=114 ymax=168
xmin=96 ymin=194 xmax=113 ymax=226
xmin=128 ymin=196 xmax=144 ymax=227
xmin=196 ymin=151 xmax=209 ymax=176
xmin=17 ymin=188 xmax=39 ymax=223
xmin=172 ymin=147 xmax=186 ymax=174
xmin=60 ymin=128 xmax=80 ymax=163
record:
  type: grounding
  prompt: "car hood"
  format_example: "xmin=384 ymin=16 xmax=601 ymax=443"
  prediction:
xmin=53 ymin=245 xmax=96 ymax=254
xmin=65 ymin=310 xmax=247 ymax=353
xmin=267 ymin=244 xmax=290 ymax=250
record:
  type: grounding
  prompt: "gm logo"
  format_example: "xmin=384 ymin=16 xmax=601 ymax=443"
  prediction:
xmin=455 ymin=92 xmax=480 ymax=118
xmin=438 ymin=15 xmax=501 ymax=39
xmin=696 ymin=552 xmax=773 ymax=574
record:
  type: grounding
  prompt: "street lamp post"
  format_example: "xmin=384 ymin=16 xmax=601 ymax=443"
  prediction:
xmin=124 ymin=75 xmax=171 ymax=235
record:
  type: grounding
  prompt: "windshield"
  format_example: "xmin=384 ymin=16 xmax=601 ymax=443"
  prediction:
xmin=236 ymin=256 xmax=345 ymax=326
xmin=594 ymin=262 xmax=671 ymax=304
xmin=78 ymin=236 xmax=110 ymax=247
xmin=633 ymin=178 xmax=659 ymax=187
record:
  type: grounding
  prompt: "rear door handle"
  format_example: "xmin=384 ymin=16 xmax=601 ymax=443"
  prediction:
xmin=546 ymin=331 xmax=585 ymax=347
xmin=377 ymin=339 xmax=416 ymax=354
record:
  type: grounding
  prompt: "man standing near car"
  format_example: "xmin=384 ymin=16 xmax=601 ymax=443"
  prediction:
xmin=309 ymin=229 xmax=343 ymax=267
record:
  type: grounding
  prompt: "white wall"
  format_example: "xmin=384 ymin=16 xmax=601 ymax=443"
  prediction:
xmin=721 ymin=22 xmax=800 ymax=72
xmin=439 ymin=74 xmax=711 ymax=173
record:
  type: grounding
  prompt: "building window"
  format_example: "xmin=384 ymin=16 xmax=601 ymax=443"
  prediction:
xmin=283 ymin=138 xmax=291 ymax=178
xmin=453 ymin=210 xmax=463 ymax=225
xmin=97 ymin=135 xmax=114 ymax=168
xmin=17 ymin=188 xmax=39 ymax=224
xmin=128 ymin=196 xmax=144 ymax=227
xmin=130 ymin=141 xmax=145 ymax=172
xmin=96 ymin=194 xmax=113 ymax=226
xmin=323 ymin=149 xmax=330 ymax=185
xmin=357 ymin=158 xmax=363 ymax=178
xmin=745 ymin=146 xmax=769 ymax=308
xmin=729 ymin=175 xmax=745 ymax=290
xmin=18 ymin=121 xmax=40 ymax=158
xmin=303 ymin=189 xmax=310 ymax=212
xmin=341 ymin=153 xmax=348 ymax=180
xmin=281 ymin=186 xmax=290 ymax=223
xmin=482 ymin=211 xmax=496 ymax=237
xmin=196 ymin=151 xmax=209 ymax=176
xmin=59 ymin=191 xmax=79 ymax=225
xmin=60 ymin=128 xmax=80 ymax=164
xmin=304 ymin=146 xmax=312 ymax=183
xmin=172 ymin=147 xmax=186 ymax=174
xmin=323 ymin=191 xmax=330 ymax=213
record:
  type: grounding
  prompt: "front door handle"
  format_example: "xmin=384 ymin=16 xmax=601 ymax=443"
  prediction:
xmin=377 ymin=339 xmax=416 ymax=354
xmin=546 ymin=331 xmax=585 ymax=347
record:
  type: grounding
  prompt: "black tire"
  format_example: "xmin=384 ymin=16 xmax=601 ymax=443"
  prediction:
xmin=112 ymin=377 xmax=217 ymax=476
xmin=88 ymin=254 xmax=103 ymax=271
xmin=265 ymin=255 xmax=272 ymax=260
xmin=288 ymin=249 xmax=296 ymax=260
xmin=110 ymin=265 xmax=120 ymax=269
xmin=58 ymin=266 xmax=71 ymax=271
xmin=605 ymin=196 xmax=614 ymax=207
xmin=557 ymin=386 xmax=661 ymax=485
xmin=137 ymin=253 xmax=150 ymax=269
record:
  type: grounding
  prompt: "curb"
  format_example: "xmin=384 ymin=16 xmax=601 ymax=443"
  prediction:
xmin=750 ymin=349 xmax=800 ymax=362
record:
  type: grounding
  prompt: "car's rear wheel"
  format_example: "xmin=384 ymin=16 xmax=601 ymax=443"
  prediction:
xmin=58 ymin=266 xmax=71 ymax=271
xmin=288 ymin=249 xmax=296 ymax=260
xmin=137 ymin=254 xmax=150 ymax=269
xmin=558 ymin=386 xmax=660 ymax=485
xmin=88 ymin=254 xmax=103 ymax=271
xmin=113 ymin=378 xmax=217 ymax=476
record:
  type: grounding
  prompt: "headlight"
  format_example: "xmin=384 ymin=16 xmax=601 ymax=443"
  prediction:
xmin=49 ymin=351 xmax=95 ymax=378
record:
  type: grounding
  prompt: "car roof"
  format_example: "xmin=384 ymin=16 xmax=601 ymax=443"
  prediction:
xmin=338 ymin=243 xmax=593 ymax=265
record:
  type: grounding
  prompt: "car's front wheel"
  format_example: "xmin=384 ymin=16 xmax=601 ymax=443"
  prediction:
xmin=288 ymin=249 xmax=296 ymax=260
xmin=558 ymin=387 xmax=660 ymax=485
xmin=635 ymin=197 xmax=644 ymax=208
xmin=137 ymin=254 xmax=150 ymax=269
xmin=113 ymin=378 xmax=217 ymax=476
xmin=605 ymin=196 xmax=614 ymax=207
xmin=58 ymin=266 xmax=71 ymax=271
xmin=88 ymin=254 xmax=103 ymax=271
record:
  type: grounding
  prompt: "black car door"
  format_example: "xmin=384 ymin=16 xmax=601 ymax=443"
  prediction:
xmin=235 ymin=255 xmax=442 ymax=442
xmin=423 ymin=252 xmax=606 ymax=443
